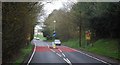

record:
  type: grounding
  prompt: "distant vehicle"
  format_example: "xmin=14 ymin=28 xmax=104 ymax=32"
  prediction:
xmin=54 ymin=39 xmax=61 ymax=46
xmin=34 ymin=37 xmax=37 ymax=39
xmin=36 ymin=37 xmax=40 ymax=40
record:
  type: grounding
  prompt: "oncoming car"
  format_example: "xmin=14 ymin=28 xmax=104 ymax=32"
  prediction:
xmin=54 ymin=39 xmax=61 ymax=46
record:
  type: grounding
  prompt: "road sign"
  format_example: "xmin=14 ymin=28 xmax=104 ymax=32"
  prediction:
xmin=53 ymin=32 xmax=56 ymax=37
xmin=85 ymin=30 xmax=91 ymax=40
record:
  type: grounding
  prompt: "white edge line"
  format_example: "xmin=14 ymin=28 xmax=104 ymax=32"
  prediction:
xmin=85 ymin=53 xmax=108 ymax=64
xmin=63 ymin=46 xmax=110 ymax=65
xmin=27 ymin=43 xmax=36 ymax=65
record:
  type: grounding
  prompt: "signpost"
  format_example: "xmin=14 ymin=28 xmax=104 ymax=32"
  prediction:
xmin=53 ymin=20 xmax=56 ymax=39
xmin=53 ymin=32 xmax=56 ymax=37
xmin=85 ymin=30 xmax=91 ymax=46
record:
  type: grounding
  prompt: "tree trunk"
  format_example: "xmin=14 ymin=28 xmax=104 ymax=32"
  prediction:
xmin=79 ymin=24 xmax=82 ymax=47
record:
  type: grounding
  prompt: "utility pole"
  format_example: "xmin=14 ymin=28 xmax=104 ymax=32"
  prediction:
xmin=79 ymin=12 xmax=82 ymax=47
xmin=53 ymin=20 xmax=56 ymax=39
xmin=53 ymin=20 xmax=56 ymax=32
xmin=79 ymin=22 xmax=82 ymax=47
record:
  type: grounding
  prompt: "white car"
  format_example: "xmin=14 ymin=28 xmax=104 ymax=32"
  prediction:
xmin=36 ymin=37 xmax=40 ymax=40
xmin=54 ymin=39 xmax=61 ymax=46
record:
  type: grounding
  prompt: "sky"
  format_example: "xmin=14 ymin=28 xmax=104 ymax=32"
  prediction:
xmin=35 ymin=0 xmax=77 ymax=29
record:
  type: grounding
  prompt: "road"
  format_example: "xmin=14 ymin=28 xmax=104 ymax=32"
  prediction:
xmin=28 ymin=39 xmax=115 ymax=65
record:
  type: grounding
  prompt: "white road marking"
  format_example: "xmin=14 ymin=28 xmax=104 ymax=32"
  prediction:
xmin=63 ymin=58 xmax=67 ymax=62
xmin=63 ymin=46 xmax=111 ymax=65
xmin=62 ymin=53 xmax=66 ymax=57
xmin=58 ymin=48 xmax=72 ymax=65
xmin=50 ymin=49 xmax=55 ymax=52
xmin=85 ymin=53 xmax=108 ymax=64
xmin=63 ymin=58 xmax=72 ymax=65
xmin=58 ymin=49 xmax=66 ymax=57
xmin=56 ymin=53 xmax=62 ymax=57
xmin=58 ymin=49 xmax=62 ymax=52
xmin=27 ymin=42 xmax=36 ymax=65
xmin=66 ymin=58 xmax=72 ymax=65
xmin=50 ymin=47 xmax=72 ymax=65
xmin=63 ymin=58 xmax=68 ymax=62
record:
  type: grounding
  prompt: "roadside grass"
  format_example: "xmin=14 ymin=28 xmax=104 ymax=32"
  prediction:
xmin=63 ymin=39 xmax=120 ymax=60
xmin=13 ymin=43 xmax=33 ymax=65
xmin=63 ymin=39 xmax=79 ymax=48
xmin=85 ymin=39 xmax=120 ymax=60
xmin=46 ymin=39 xmax=54 ymax=42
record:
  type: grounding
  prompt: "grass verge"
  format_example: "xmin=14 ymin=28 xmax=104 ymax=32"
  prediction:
xmin=13 ymin=43 xmax=33 ymax=65
xmin=63 ymin=39 xmax=120 ymax=60
xmin=45 ymin=39 xmax=54 ymax=42
xmin=63 ymin=39 xmax=79 ymax=48
xmin=85 ymin=39 xmax=120 ymax=60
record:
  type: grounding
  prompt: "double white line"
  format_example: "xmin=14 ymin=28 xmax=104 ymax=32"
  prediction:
xmin=27 ymin=43 xmax=72 ymax=65
xmin=50 ymin=48 xmax=72 ymax=65
xmin=63 ymin=58 xmax=72 ymax=65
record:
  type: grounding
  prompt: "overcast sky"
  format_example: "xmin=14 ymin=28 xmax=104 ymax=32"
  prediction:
xmin=35 ymin=0 xmax=77 ymax=29
xmin=38 ymin=0 xmax=77 ymax=22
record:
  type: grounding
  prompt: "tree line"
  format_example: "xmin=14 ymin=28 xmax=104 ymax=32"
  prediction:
xmin=43 ymin=2 xmax=120 ymax=46
xmin=2 ymin=2 xmax=42 ymax=63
